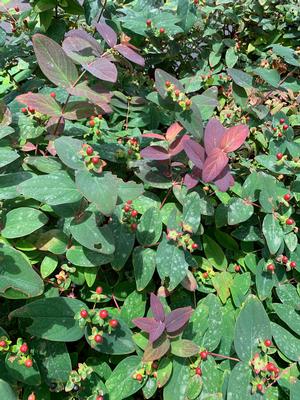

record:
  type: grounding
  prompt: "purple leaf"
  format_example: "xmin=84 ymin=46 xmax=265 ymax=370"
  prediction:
xmin=183 ymin=138 xmax=205 ymax=169
xmin=165 ymin=306 xmax=193 ymax=333
xmin=184 ymin=173 xmax=199 ymax=189
xmin=69 ymin=81 xmax=112 ymax=114
xmin=132 ymin=317 xmax=158 ymax=333
xmin=149 ymin=321 xmax=166 ymax=343
xmin=219 ymin=124 xmax=249 ymax=153
xmin=95 ymin=22 xmax=117 ymax=48
xmin=204 ymin=118 xmax=226 ymax=155
xmin=114 ymin=44 xmax=145 ymax=66
xmin=17 ymin=93 xmax=62 ymax=117
xmin=213 ymin=166 xmax=235 ymax=192
xmin=46 ymin=116 xmax=65 ymax=136
xmin=62 ymin=36 xmax=98 ymax=65
xmin=84 ymin=58 xmax=118 ymax=83
xmin=202 ymin=148 xmax=228 ymax=182
xmin=141 ymin=146 xmax=170 ymax=160
xmin=165 ymin=122 xmax=183 ymax=142
xmin=169 ymin=134 xmax=189 ymax=156
xmin=65 ymin=29 xmax=103 ymax=56
xmin=150 ymin=293 xmax=165 ymax=322
xmin=63 ymin=101 xmax=103 ymax=120
xmin=142 ymin=133 xmax=165 ymax=140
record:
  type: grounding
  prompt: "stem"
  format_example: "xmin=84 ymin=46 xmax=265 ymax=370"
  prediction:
xmin=97 ymin=0 xmax=107 ymax=23
xmin=208 ymin=352 xmax=240 ymax=362
xmin=160 ymin=186 xmax=173 ymax=209
xmin=112 ymin=294 xmax=121 ymax=311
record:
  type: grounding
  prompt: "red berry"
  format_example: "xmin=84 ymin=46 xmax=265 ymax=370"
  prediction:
xmin=282 ymin=255 xmax=288 ymax=264
xmin=202 ymin=272 xmax=209 ymax=279
xmin=185 ymin=99 xmax=192 ymax=107
xmin=25 ymin=359 xmax=33 ymax=368
xmin=226 ymin=113 xmax=231 ymax=118
xmin=283 ymin=124 xmax=288 ymax=131
xmin=92 ymin=156 xmax=100 ymax=165
xmin=234 ymin=265 xmax=241 ymax=272
xmin=131 ymin=210 xmax=138 ymax=217
xmin=80 ymin=309 xmax=88 ymax=318
xmin=50 ymin=92 xmax=56 ymax=98
xmin=274 ymin=367 xmax=280 ymax=375
xmin=290 ymin=261 xmax=296 ymax=268
xmin=174 ymin=89 xmax=180 ymax=97
xmin=109 ymin=319 xmax=118 ymax=328
xmin=131 ymin=223 xmax=137 ymax=231
xmin=127 ymin=200 xmax=132 ymax=205
xmin=28 ymin=393 xmax=36 ymax=400
xmin=95 ymin=286 xmax=103 ymax=294
xmin=146 ymin=19 xmax=152 ymax=27
xmin=257 ymin=384 xmax=263 ymax=392
xmin=86 ymin=146 xmax=93 ymax=156
xmin=14 ymin=6 xmax=20 ymax=12
xmin=191 ymin=243 xmax=198 ymax=249
xmin=273 ymin=127 xmax=277 ymax=132
xmin=0 ymin=340 xmax=6 ymax=347
xmin=200 ymin=350 xmax=208 ymax=360
xmin=264 ymin=339 xmax=272 ymax=347
xmin=123 ymin=204 xmax=131 ymax=212
xmin=267 ymin=264 xmax=275 ymax=272
xmin=165 ymin=80 xmax=171 ymax=87
xmin=28 ymin=106 xmax=35 ymax=113
xmin=96 ymin=396 xmax=104 ymax=400
xmin=159 ymin=28 xmax=165 ymax=34
xmin=89 ymin=120 xmax=95 ymax=127
xmin=21 ymin=107 xmax=27 ymax=113
xmin=136 ymin=373 xmax=143 ymax=381
xmin=195 ymin=367 xmax=202 ymax=375
xmin=266 ymin=362 xmax=276 ymax=372
xmin=286 ymin=218 xmax=294 ymax=225
xmin=94 ymin=334 xmax=103 ymax=343
xmin=99 ymin=309 xmax=108 ymax=319
xmin=284 ymin=193 xmax=291 ymax=201
xmin=20 ymin=343 xmax=28 ymax=353
xmin=278 ymin=132 xmax=283 ymax=137
xmin=276 ymin=153 xmax=283 ymax=160
xmin=194 ymin=0 xmax=199 ymax=4
xmin=280 ymin=118 xmax=285 ymax=124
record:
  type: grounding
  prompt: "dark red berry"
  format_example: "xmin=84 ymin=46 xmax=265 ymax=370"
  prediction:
xmin=20 ymin=343 xmax=28 ymax=353
xmin=146 ymin=19 xmax=152 ymax=27
xmin=95 ymin=286 xmax=103 ymax=294
xmin=267 ymin=264 xmax=275 ymax=272
xmin=276 ymin=153 xmax=283 ymax=160
xmin=264 ymin=339 xmax=272 ymax=347
xmin=279 ymin=118 xmax=285 ymax=124
xmin=195 ymin=367 xmax=202 ymax=375
xmin=165 ymin=80 xmax=171 ymax=87
xmin=200 ymin=350 xmax=208 ymax=360
xmin=290 ymin=261 xmax=296 ymax=268
xmin=123 ymin=204 xmax=131 ymax=212
xmin=273 ymin=127 xmax=277 ymax=132
xmin=131 ymin=223 xmax=137 ymax=231
xmin=14 ymin=6 xmax=20 ymax=12
xmin=234 ymin=265 xmax=241 ymax=272
xmin=282 ymin=255 xmax=288 ymax=264
xmin=91 ymin=156 xmax=100 ymax=165
xmin=25 ymin=359 xmax=33 ymax=368
xmin=226 ymin=113 xmax=231 ymax=118
xmin=266 ymin=362 xmax=276 ymax=372
xmin=202 ymin=272 xmax=209 ymax=279
xmin=127 ymin=200 xmax=132 ymax=205
xmin=286 ymin=218 xmax=294 ymax=225
xmin=194 ymin=0 xmax=199 ymax=4
xmin=191 ymin=243 xmax=198 ymax=249
xmin=89 ymin=120 xmax=95 ymax=127
xmin=284 ymin=193 xmax=291 ymax=201
xmin=109 ymin=319 xmax=118 ymax=328
xmin=152 ymin=361 xmax=158 ymax=370
xmin=94 ymin=334 xmax=103 ymax=343
xmin=99 ymin=309 xmax=108 ymax=319
xmin=136 ymin=373 xmax=143 ymax=381
xmin=257 ymin=384 xmax=263 ymax=392
xmin=185 ymin=99 xmax=192 ymax=107
xmin=50 ymin=92 xmax=56 ymax=98
xmin=21 ymin=107 xmax=27 ymax=113
xmin=80 ymin=309 xmax=88 ymax=318
xmin=28 ymin=106 xmax=35 ymax=113
xmin=86 ymin=146 xmax=93 ymax=156
xmin=174 ymin=89 xmax=180 ymax=97
xmin=0 ymin=340 xmax=6 ymax=347
xmin=278 ymin=132 xmax=283 ymax=137
xmin=131 ymin=210 xmax=138 ymax=217
xmin=159 ymin=27 xmax=165 ymax=34
xmin=283 ymin=124 xmax=288 ymax=131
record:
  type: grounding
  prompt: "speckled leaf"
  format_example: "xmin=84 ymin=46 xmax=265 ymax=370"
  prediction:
xmin=121 ymin=291 xmax=146 ymax=328
xmin=200 ymin=357 xmax=223 ymax=398
xmin=66 ymin=244 xmax=113 ymax=267
xmin=142 ymin=377 xmax=157 ymax=399
xmin=230 ymin=272 xmax=251 ymax=307
xmin=211 ymin=271 xmax=233 ymax=304
xmin=163 ymin=357 xmax=190 ymax=400
xmin=271 ymin=322 xmax=300 ymax=361
xmin=156 ymin=234 xmax=189 ymax=290
xmin=276 ymin=284 xmax=300 ymax=307
xmin=110 ymin=214 xmax=135 ymax=270
xmin=133 ymin=247 xmax=156 ymax=291
xmin=227 ymin=198 xmax=254 ymax=225
xmin=255 ymin=259 xmax=276 ymax=301
xmin=137 ymin=207 xmax=162 ymax=246
xmin=262 ymin=214 xmax=283 ymax=254
xmin=156 ymin=357 xmax=172 ymax=388
xmin=0 ymin=172 xmax=33 ymax=200
xmin=9 ymin=297 xmax=85 ymax=341
xmin=54 ymin=136 xmax=84 ymax=170
xmin=1 ymin=207 xmax=48 ymax=238
xmin=36 ymin=229 xmax=69 ymax=254
xmin=227 ymin=362 xmax=252 ymax=400
xmin=201 ymin=294 xmax=223 ymax=351
xmin=171 ymin=339 xmax=199 ymax=357
xmin=0 ymin=148 xmax=19 ymax=168
xmin=182 ymin=192 xmax=201 ymax=233
xmin=40 ymin=255 xmax=58 ymax=279
xmin=273 ymin=303 xmax=300 ymax=335
xmin=203 ymin=234 xmax=227 ymax=270
xmin=234 ymin=295 xmax=271 ymax=361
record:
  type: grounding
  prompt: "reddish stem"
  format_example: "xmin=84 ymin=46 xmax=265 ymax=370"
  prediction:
xmin=112 ymin=294 xmax=121 ymax=311
xmin=208 ymin=352 xmax=240 ymax=362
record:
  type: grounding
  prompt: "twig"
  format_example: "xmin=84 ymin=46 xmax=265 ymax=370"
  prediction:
xmin=208 ymin=352 xmax=240 ymax=362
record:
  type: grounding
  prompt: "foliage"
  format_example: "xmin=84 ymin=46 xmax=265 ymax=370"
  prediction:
xmin=0 ymin=0 xmax=300 ymax=399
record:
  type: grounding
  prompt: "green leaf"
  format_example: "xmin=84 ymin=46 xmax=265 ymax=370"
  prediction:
xmin=262 ymin=214 xmax=283 ymax=254
xmin=120 ymin=291 xmax=146 ymax=328
xmin=2 ymin=207 xmax=48 ymax=238
xmin=133 ymin=247 xmax=156 ymax=291
xmin=182 ymin=192 xmax=201 ymax=233
xmin=273 ymin=303 xmax=300 ymax=336
xmin=225 ymin=47 xmax=238 ymax=68
xmin=271 ymin=322 xmax=300 ymax=361
xmin=191 ymin=87 xmax=218 ymax=120
xmin=186 ymin=375 xmax=202 ymax=400
xmin=18 ymin=171 xmax=82 ymax=206
xmin=0 ymin=379 xmax=17 ymax=400
xmin=211 ymin=271 xmax=233 ymax=304
xmin=76 ymin=170 xmax=118 ymax=216
xmin=253 ymin=68 xmax=280 ymax=87
xmin=9 ymin=297 xmax=85 ymax=342
xmin=227 ymin=362 xmax=252 ymax=400
xmin=83 ymin=0 xmax=101 ymax=24
xmin=0 ymin=148 xmax=19 ymax=168
xmin=40 ymin=255 xmax=58 ymax=279
xmin=156 ymin=234 xmax=189 ymax=290
xmin=255 ymin=259 xmax=276 ymax=300
xmin=5 ymin=354 xmax=41 ymax=385
xmin=54 ymin=136 xmax=84 ymax=170
xmin=230 ymin=272 xmax=251 ymax=307
xmin=202 ymin=234 xmax=227 ymax=270
xmin=234 ymin=295 xmax=271 ymax=361
xmin=171 ymin=339 xmax=199 ymax=357
xmin=276 ymin=284 xmax=300 ymax=307
xmin=227 ymin=68 xmax=253 ymax=89
xmin=0 ymin=243 xmax=44 ymax=299
xmin=227 ymin=198 xmax=254 ymax=225
xmin=136 ymin=207 xmax=162 ymax=246
xmin=0 ymin=172 xmax=33 ymax=200
xmin=36 ymin=229 xmax=69 ymax=254
xmin=156 ymin=358 xmax=172 ymax=388
xmin=163 ymin=357 xmax=190 ymax=400
xmin=143 ymin=333 xmax=170 ymax=362
xmin=142 ymin=376 xmax=157 ymax=399
xmin=110 ymin=214 xmax=135 ymax=271
xmin=66 ymin=245 xmax=113 ymax=267
xmin=106 ymin=356 xmax=145 ymax=400
xmin=200 ymin=357 xmax=223 ymax=397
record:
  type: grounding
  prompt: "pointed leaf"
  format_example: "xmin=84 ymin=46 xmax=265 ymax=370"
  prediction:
xmin=143 ymin=333 xmax=170 ymax=362
xmin=204 ymin=118 xmax=225 ymax=154
xmin=62 ymin=36 xmax=98 ymax=65
xmin=213 ymin=166 xmax=234 ymax=191
xmin=115 ymin=44 xmax=145 ymax=66
xmin=16 ymin=93 xmax=61 ymax=117
xmin=84 ymin=58 xmax=117 ymax=82
xmin=169 ymin=134 xmax=189 ymax=156
xmin=219 ymin=125 xmax=249 ymax=153
xmin=149 ymin=321 xmax=165 ymax=343
xmin=132 ymin=317 xmax=158 ymax=333
xmin=183 ymin=138 xmax=205 ymax=169
xmin=165 ymin=122 xmax=183 ymax=142
xmin=165 ymin=307 xmax=193 ymax=333
xmin=262 ymin=214 xmax=283 ymax=254
xmin=69 ymin=81 xmax=112 ymax=113
xmin=150 ymin=293 xmax=165 ymax=322
xmin=171 ymin=339 xmax=199 ymax=357
xmin=95 ymin=22 xmax=117 ymax=47
xmin=202 ymin=148 xmax=228 ymax=182
xmin=141 ymin=146 xmax=170 ymax=160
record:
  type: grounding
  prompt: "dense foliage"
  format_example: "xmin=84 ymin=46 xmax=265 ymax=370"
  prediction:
xmin=0 ymin=0 xmax=300 ymax=399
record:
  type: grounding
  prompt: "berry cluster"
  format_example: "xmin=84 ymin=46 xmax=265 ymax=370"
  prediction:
xmin=273 ymin=118 xmax=289 ymax=138
xmin=250 ymin=345 xmax=280 ymax=394
xmin=87 ymin=114 xmax=103 ymax=137
xmin=145 ymin=19 xmax=167 ymax=36
xmin=0 ymin=337 xmax=33 ymax=368
xmin=122 ymin=200 xmax=139 ymax=231
xmin=164 ymin=81 xmax=192 ymax=111
xmin=132 ymin=360 xmax=158 ymax=382
xmin=166 ymin=228 xmax=198 ymax=253
xmin=115 ymin=137 xmax=141 ymax=161
xmin=189 ymin=349 xmax=208 ymax=378
xmin=80 ymin=144 xmax=106 ymax=173
xmin=65 ymin=362 xmax=93 ymax=393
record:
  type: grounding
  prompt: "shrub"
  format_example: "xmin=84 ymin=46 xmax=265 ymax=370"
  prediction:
xmin=0 ymin=0 xmax=300 ymax=399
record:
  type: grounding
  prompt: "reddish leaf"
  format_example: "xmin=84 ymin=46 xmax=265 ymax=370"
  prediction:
xmin=149 ymin=321 xmax=166 ymax=343
xmin=204 ymin=118 xmax=225 ymax=155
xmin=183 ymin=173 xmax=199 ymax=190
xmin=17 ymin=93 xmax=62 ymax=117
xmin=22 ymin=142 xmax=36 ymax=152
xmin=219 ymin=124 xmax=249 ymax=153
xmin=32 ymin=34 xmax=78 ymax=89
xmin=165 ymin=306 xmax=193 ymax=333
xmin=114 ymin=44 xmax=145 ymax=66
xmin=95 ymin=22 xmax=117 ymax=48
xmin=142 ymin=133 xmax=165 ymax=140
xmin=46 ymin=116 xmax=65 ymax=136
xmin=69 ymin=81 xmax=112 ymax=114
xmin=150 ymin=293 xmax=165 ymax=322
xmin=132 ymin=317 xmax=158 ymax=333
xmin=63 ymin=101 xmax=102 ymax=120
xmin=141 ymin=146 xmax=170 ymax=160
xmin=181 ymin=271 xmax=198 ymax=292
xmin=62 ymin=36 xmax=98 ymax=65
xmin=202 ymin=148 xmax=228 ymax=182
xmin=84 ymin=58 xmax=117 ymax=82
xmin=143 ymin=333 xmax=170 ymax=362
xmin=165 ymin=122 xmax=183 ymax=142
xmin=65 ymin=29 xmax=102 ymax=56
xmin=169 ymin=135 xmax=189 ymax=156
xmin=213 ymin=166 xmax=235 ymax=192
xmin=183 ymin=138 xmax=205 ymax=169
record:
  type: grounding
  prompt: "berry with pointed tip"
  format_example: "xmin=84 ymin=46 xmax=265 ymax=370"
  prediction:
xmin=28 ymin=106 xmax=35 ymax=113
xmin=276 ymin=153 xmax=283 ymax=160
xmin=136 ymin=373 xmax=143 ymax=381
xmin=99 ymin=309 xmax=108 ymax=319
xmin=50 ymin=92 xmax=56 ymax=98
xmin=109 ymin=319 xmax=118 ymax=328
xmin=25 ymin=359 xmax=33 ymax=368
xmin=123 ymin=204 xmax=131 ymax=212
xmin=20 ymin=343 xmax=28 ymax=353
xmin=286 ymin=218 xmax=294 ymax=225
xmin=80 ymin=309 xmax=88 ymax=319
xmin=267 ymin=264 xmax=275 ymax=272
xmin=146 ymin=19 xmax=152 ymax=27
xmin=131 ymin=223 xmax=137 ymax=231
xmin=92 ymin=156 xmax=100 ymax=165
xmin=95 ymin=286 xmax=103 ymax=294
xmin=131 ymin=210 xmax=138 ymax=217
xmin=94 ymin=334 xmax=103 ymax=343
xmin=284 ymin=193 xmax=291 ymax=201
xmin=234 ymin=265 xmax=241 ymax=272
xmin=174 ymin=89 xmax=180 ymax=97
xmin=257 ymin=384 xmax=263 ymax=392
xmin=28 ymin=393 xmax=36 ymax=400
xmin=86 ymin=146 xmax=93 ymax=156
xmin=279 ymin=118 xmax=285 ymax=124
xmin=191 ymin=243 xmax=198 ymax=249
xmin=283 ymin=124 xmax=288 ymax=131
xmin=195 ymin=367 xmax=202 ymax=375
xmin=89 ymin=120 xmax=95 ymax=127
xmin=200 ymin=350 xmax=208 ymax=360
xmin=290 ymin=261 xmax=296 ymax=268
xmin=264 ymin=339 xmax=272 ymax=347
xmin=165 ymin=80 xmax=171 ymax=87
xmin=0 ymin=340 xmax=6 ymax=347
xmin=159 ymin=28 xmax=165 ymax=34
xmin=21 ymin=107 xmax=27 ymax=113
xmin=282 ymin=255 xmax=288 ymax=264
